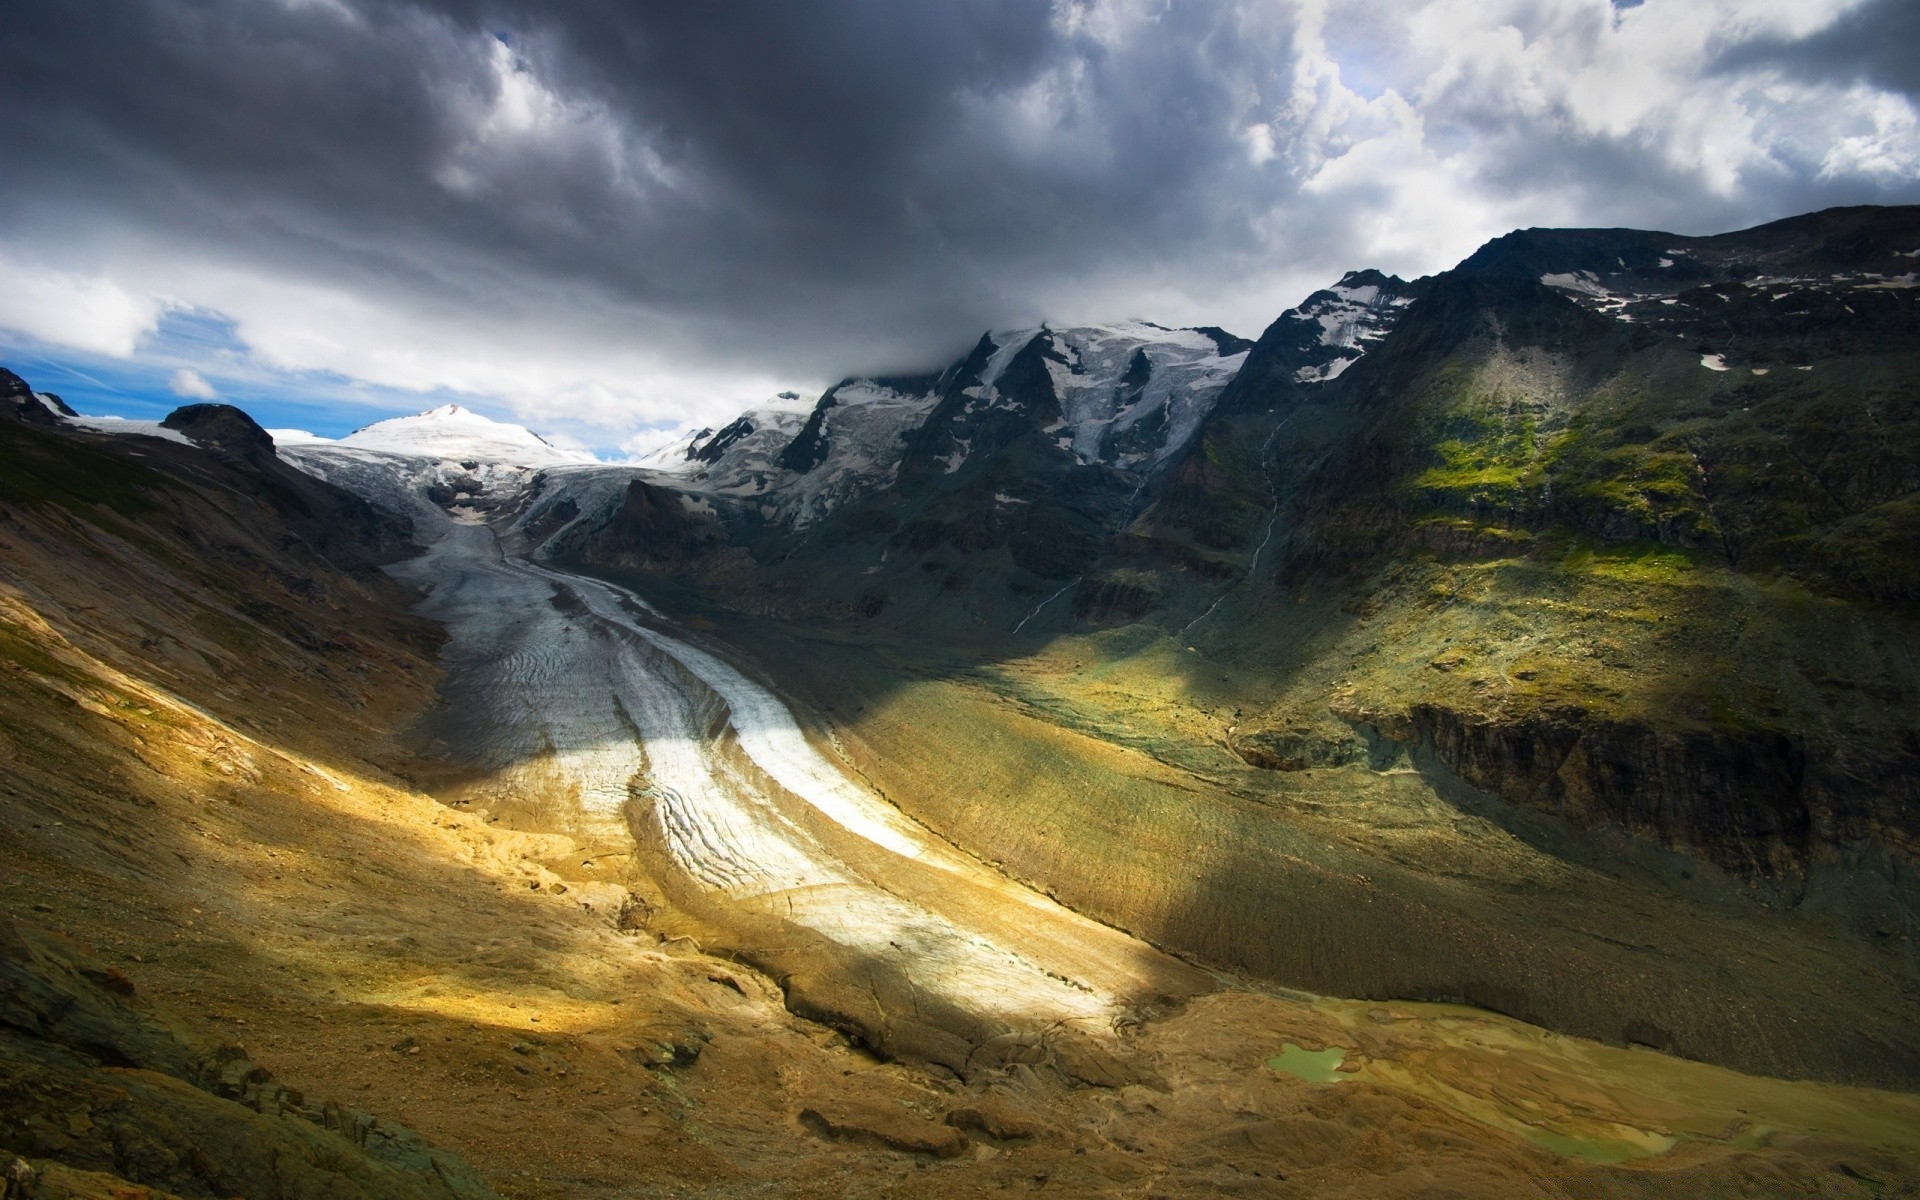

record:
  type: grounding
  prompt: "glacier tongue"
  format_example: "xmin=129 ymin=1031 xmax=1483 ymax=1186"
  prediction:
xmin=355 ymin=501 xmax=1184 ymax=1072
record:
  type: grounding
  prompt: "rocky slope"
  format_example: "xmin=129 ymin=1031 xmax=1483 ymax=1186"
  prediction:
xmin=0 ymin=378 xmax=494 ymax=1195
xmin=1181 ymin=205 xmax=1920 ymax=886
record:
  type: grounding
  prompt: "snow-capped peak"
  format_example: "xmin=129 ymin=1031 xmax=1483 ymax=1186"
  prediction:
xmin=1284 ymin=270 xmax=1422 ymax=383
xmin=338 ymin=404 xmax=594 ymax=466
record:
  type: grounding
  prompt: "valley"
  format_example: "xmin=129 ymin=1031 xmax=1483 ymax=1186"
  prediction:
xmin=3 ymin=202 xmax=1919 ymax=1199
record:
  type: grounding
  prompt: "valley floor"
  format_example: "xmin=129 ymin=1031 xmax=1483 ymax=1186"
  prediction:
xmin=4 ymin=495 xmax=1918 ymax=1198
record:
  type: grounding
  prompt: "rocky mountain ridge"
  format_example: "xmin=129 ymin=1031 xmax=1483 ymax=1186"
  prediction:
xmin=635 ymin=321 xmax=1258 ymax=532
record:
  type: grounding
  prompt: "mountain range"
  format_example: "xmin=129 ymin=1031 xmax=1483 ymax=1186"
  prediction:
xmin=291 ymin=202 xmax=1920 ymax=1073
xmin=4 ymin=203 xmax=1918 ymax=1197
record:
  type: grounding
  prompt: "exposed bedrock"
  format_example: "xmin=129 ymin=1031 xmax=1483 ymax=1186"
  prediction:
xmin=568 ymin=478 xmax=729 ymax=572
xmin=1334 ymin=698 xmax=1920 ymax=884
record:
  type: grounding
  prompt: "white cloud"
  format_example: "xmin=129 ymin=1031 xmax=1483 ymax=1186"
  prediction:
xmin=167 ymin=367 xmax=218 ymax=399
xmin=0 ymin=253 xmax=163 ymax=358
xmin=1818 ymin=86 xmax=1920 ymax=180
xmin=1392 ymin=0 xmax=1888 ymax=198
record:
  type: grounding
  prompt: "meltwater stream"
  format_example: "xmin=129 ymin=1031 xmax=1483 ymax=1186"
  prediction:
xmin=392 ymin=515 xmax=1195 ymax=1069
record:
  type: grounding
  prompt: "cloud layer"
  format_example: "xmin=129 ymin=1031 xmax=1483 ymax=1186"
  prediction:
xmin=3 ymin=0 xmax=1917 ymax=450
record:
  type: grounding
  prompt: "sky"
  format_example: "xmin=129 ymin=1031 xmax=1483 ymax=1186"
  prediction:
xmin=3 ymin=0 xmax=1917 ymax=458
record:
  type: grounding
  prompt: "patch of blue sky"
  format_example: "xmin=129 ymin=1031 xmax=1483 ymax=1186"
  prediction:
xmin=1319 ymin=14 xmax=1405 ymax=104
xmin=0 ymin=309 xmax=476 ymax=440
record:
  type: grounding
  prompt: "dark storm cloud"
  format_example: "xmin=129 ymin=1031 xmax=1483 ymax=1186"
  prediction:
xmin=1713 ymin=0 xmax=1920 ymax=102
xmin=1 ymin=0 xmax=1299 ymax=383
xmin=2 ymin=0 xmax=1917 ymax=440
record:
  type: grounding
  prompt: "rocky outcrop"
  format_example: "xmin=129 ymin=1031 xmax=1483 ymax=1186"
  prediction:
xmin=1331 ymin=696 xmax=1920 ymax=880
xmin=566 ymin=478 xmax=729 ymax=573
xmin=1226 ymin=724 xmax=1364 ymax=773
xmin=0 ymin=368 xmax=71 ymax=426
xmin=799 ymin=1101 xmax=967 ymax=1158
xmin=1070 ymin=570 xmax=1163 ymax=624
xmin=160 ymin=402 xmax=277 ymax=461
xmin=774 ymin=393 xmax=838 ymax=473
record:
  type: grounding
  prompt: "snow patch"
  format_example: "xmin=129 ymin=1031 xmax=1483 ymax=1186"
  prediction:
xmin=940 ymin=438 xmax=971 ymax=473
xmin=1540 ymin=271 xmax=1610 ymax=298
xmin=65 ymin=414 xmax=194 ymax=445
xmin=267 ymin=428 xmax=332 ymax=446
xmin=1296 ymin=356 xmax=1355 ymax=383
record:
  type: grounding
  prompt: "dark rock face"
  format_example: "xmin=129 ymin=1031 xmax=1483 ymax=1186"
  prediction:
xmin=1423 ymin=702 xmax=1919 ymax=877
xmin=568 ymin=479 xmax=727 ymax=573
xmin=777 ymin=373 xmax=943 ymax=476
xmin=1400 ymin=704 xmax=1811 ymax=877
xmin=162 ymin=402 xmax=277 ymax=460
xmin=898 ymin=332 xmax=1067 ymax=483
xmin=690 ymin=414 xmax=758 ymax=465
xmin=1210 ymin=270 xmax=1427 ymax=418
xmin=775 ymin=392 xmax=837 ymax=473
xmin=1188 ymin=326 xmax=1255 ymax=356
xmin=520 ymin=495 xmax=580 ymax=544
xmin=775 ymin=329 xmax=1155 ymax=585
xmin=0 ymin=367 xmax=64 ymax=425
xmin=1319 ymin=694 xmax=1920 ymax=888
